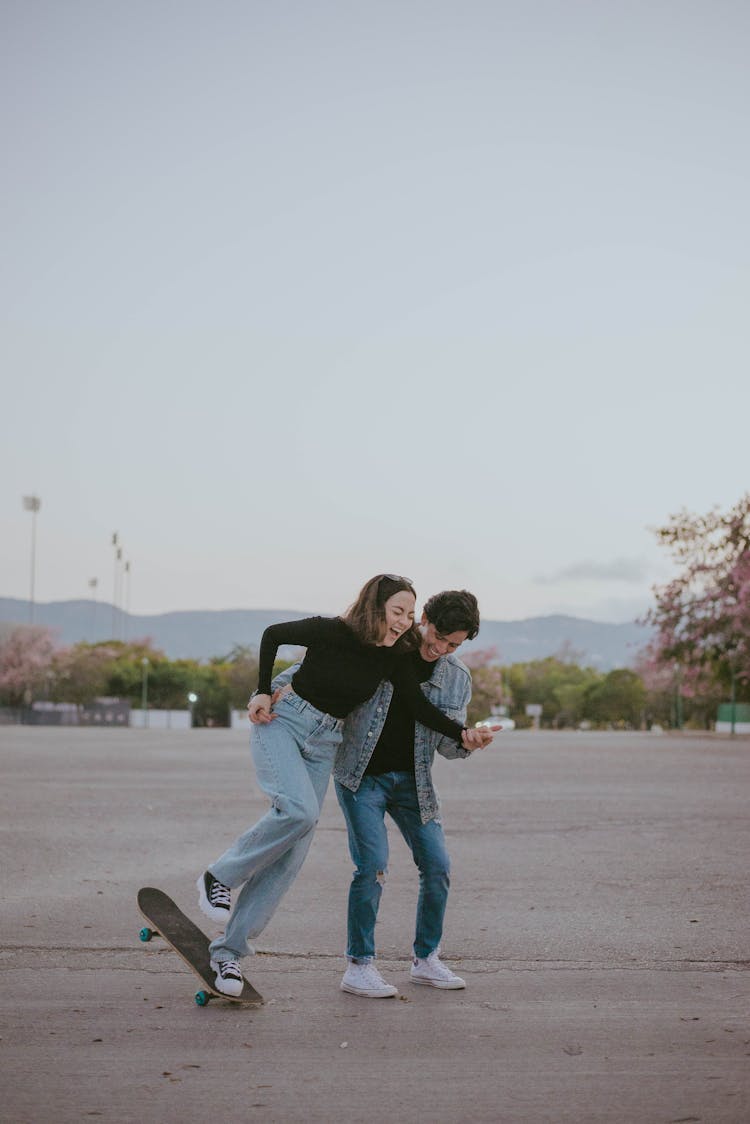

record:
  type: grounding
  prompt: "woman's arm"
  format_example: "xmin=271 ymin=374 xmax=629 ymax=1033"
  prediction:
xmin=256 ymin=617 xmax=333 ymax=695
xmin=389 ymin=659 xmax=466 ymax=742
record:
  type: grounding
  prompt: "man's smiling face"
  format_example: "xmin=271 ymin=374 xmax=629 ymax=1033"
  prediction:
xmin=418 ymin=614 xmax=469 ymax=662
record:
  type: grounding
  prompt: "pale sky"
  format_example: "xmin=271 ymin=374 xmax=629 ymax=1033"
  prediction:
xmin=2 ymin=0 xmax=748 ymax=624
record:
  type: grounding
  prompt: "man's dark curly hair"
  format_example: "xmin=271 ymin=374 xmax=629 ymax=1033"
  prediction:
xmin=422 ymin=590 xmax=480 ymax=640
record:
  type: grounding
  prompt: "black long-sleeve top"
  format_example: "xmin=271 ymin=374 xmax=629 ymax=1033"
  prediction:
xmin=256 ymin=616 xmax=465 ymax=741
xmin=365 ymin=648 xmax=435 ymax=776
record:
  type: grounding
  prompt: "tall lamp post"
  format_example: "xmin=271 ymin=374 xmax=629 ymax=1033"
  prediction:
xmin=22 ymin=495 xmax=41 ymax=623
xmin=89 ymin=577 xmax=98 ymax=638
xmin=674 ymin=662 xmax=683 ymax=730
xmin=124 ymin=561 xmax=131 ymax=641
xmin=111 ymin=533 xmax=119 ymax=638
xmin=115 ymin=546 xmax=123 ymax=638
xmin=187 ymin=692 xmax=198 ymax=729
xmin=141 ymin=657 xmax=150 ymax=729
xmin=729 ymin=664 xmax=737 ymax=738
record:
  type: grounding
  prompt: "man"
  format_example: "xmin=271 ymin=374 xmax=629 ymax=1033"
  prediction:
xmin=272 ymin=589 xmax=496 ymax=998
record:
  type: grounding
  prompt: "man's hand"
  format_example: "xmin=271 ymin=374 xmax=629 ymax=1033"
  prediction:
xmin=248 ymin=693 xmax=275 ymax=724
xmin=461 ymin=725 xmax=500 ymax=752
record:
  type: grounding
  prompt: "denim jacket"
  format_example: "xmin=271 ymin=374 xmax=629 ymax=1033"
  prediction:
xmin=271 ymin=654 xmax=472 ymax=824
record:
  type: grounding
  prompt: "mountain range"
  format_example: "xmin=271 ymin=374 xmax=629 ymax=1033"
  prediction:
xmin=0 ymin=597 xmax=651 ymax=670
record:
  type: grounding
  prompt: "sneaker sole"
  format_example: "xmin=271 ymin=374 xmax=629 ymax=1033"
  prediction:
xmin=209 ymin=960 xmax=243 ymax=997
xmin=410 ymin=976 xmax=466 ymax=990
xmin=213 ymin=980 xmax=243 ymax=997
xmin=340 ymin=982 xmax=398 ymax=998
xmin=196 ymin=875 xmax=232 ymax=925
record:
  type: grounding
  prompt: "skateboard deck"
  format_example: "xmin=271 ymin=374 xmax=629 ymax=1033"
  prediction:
xmin=137 ymin=886 xmax=263 ymax=1007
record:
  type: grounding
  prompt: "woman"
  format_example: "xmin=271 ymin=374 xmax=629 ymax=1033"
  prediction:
xmin=196 ymin=574 xmax=473 ymax=995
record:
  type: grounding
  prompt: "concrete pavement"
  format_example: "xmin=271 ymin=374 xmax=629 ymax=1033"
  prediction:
xmin=1 ymin=727 xmax=748 ymax=1123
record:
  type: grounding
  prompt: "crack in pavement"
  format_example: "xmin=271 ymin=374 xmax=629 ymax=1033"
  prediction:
xmin=2 ymin=946 xmax=749 ymax=972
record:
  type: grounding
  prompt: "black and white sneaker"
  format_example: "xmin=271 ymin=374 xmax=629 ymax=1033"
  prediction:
xmin=196 ymin=871 xmax=232 ymax=924
xmin=210 ymin=957 xmax=243 ymax=997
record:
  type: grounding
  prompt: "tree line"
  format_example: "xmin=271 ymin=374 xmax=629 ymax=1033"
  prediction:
xmin=0 ymin=633 xmax=269 ymax=727
xmin=0 ymin=629 xmax=708 ymax=730
xmin=2 ymin=493 xmax=747 ymax=729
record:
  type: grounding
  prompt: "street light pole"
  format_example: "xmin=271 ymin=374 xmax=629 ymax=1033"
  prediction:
xmin=141 ymin=657 xmax=149 ymax=729
xmin=187 ymin=692 xmax=198 ymax=729
xmin=22 ymin=495 xmax=41 ymax=623
xmin=115 ymin=547 xmax=123 ymax=639
xmin=123 ymin=561 xmax=131 ymax=641
xmin=730 ymin=666 xmax=737 ymax=738
xmin=111 ymin=533 xmax=119 ymax=638
xmin=89 ymin=577 xmax=98 ymax=638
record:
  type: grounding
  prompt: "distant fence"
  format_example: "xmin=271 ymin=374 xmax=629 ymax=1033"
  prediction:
xmin=716 ymin=703 xmax=750 ymax=734
xmin=0 ymin=700 xmax=130 ymax=727
xmin=1 ymin=704 xmax=251 ymax=729
xmin=25 ymin=702 xmax=78 ymax=726
xmin=130 ymin=709 xmax=191 ymax=730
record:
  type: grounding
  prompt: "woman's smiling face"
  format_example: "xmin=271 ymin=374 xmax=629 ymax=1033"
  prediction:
xmin=379 ymin=590 xmax=416 ymax=646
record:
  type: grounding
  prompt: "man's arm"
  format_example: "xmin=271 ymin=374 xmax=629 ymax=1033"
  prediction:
xmin=431 ymin=668 xmax=472 ymax=759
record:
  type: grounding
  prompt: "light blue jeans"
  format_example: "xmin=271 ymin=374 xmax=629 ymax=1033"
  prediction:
xmin=208 ymin=690 xmax=343 ymax=962
xmin=335 ymin=772 xmax=451 ymax=962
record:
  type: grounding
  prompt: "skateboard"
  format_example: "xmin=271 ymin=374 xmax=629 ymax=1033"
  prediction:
xmin=137 ymin=886 xmax=264 ymax=1007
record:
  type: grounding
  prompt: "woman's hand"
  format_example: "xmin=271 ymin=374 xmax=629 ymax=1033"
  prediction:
xmin=248 ymin=693 xmax=275 ymax=724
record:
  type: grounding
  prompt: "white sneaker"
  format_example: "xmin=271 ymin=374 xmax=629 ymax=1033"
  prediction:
xmin=340 ymin=961 xmax=398 ymax=998
xmin=410 ymin=951 xmax=465 ymax=990
xmin=210 ymin=957 xmax=243 ymax=997
xmin=197 ymin=871 xmax=232 ymax=925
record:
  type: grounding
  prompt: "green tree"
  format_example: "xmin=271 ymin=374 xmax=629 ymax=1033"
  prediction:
xmin=51 ymin=643 xmax=120 ymax=709
xmin=105 ymin=641 xmax=161 ymax=702
xmin=504 ymin=658 xmax=601 ymax=728
xmin=190 ymin=663 xmax=231 ymax=727
xmin=143 ymin=660 xmax=193 ymax=710
xmin=582 ymin=669 xmax=646 ymax=728
xmin=553 ymin=681 xmax=591 ymax=728
xmin=217 ymin=644 xmax=260 ymax=709
xmin=462 ymin=648 xmax=507 ymax=726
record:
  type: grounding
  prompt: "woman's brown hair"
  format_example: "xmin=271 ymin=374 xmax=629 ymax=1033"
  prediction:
xmin=341 ymin=574 xmax=420 ymax=650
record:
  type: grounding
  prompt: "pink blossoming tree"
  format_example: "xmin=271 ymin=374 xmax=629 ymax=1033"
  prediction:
xmin=0 ymin=626 xmax=57 ymax=707
xmin=645 ymin=493 xmax=750 ymax=705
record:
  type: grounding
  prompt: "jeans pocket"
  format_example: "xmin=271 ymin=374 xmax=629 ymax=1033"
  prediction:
xmin=301 ymin=721 xmax=340 ymax=761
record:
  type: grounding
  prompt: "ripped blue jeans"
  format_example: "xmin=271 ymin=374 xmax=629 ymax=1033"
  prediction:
xmin=208 ymin=690 xmax=343 ymax=962
xmin=335 ymin=772 xmax=450 ymax=962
